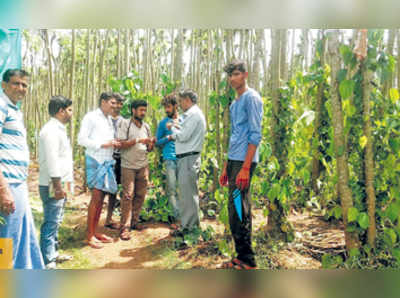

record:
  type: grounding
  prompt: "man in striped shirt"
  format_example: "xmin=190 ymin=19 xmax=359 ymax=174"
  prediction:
xmin=0 ymin=69 xmax=44 ymax=268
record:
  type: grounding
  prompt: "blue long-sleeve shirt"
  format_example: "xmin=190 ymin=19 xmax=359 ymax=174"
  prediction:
xmin=228 ymin=88 xmax=263 ymax=163
xmin=156 ymin=117 xmax=176 ymax=160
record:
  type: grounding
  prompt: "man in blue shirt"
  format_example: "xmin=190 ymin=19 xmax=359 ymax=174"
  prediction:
xmin=156 ymin=94 xmax=179 ymax=228
xmin=219 ymin=60 xmax=263 ymax=269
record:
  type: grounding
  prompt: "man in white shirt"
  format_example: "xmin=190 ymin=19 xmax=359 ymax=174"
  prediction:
xmin=78 ymin=92 xmax=121 ymax=249
xmin=38 ymin=96 xmax=73 ymax=268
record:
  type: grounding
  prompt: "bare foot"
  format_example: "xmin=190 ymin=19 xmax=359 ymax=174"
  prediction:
xmin=86 ymin=237 xmax=104 ymax=249
xmin=95 ymin=233 xmax=113 ymax=243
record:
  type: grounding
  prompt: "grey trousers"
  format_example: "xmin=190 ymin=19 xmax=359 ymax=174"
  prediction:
xmin=177 ymin=154 xmax=201 ymax=230
xmin=165 ymin=159 xmax=179 ymax=219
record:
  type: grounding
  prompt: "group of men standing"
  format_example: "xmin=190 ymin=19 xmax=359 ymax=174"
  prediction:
xmin=0 ymin=59 xmax=263 ymax=270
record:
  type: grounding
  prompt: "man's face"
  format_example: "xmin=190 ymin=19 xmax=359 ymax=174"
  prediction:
xmin=113 ymin=100 xmax=124 ymax=116
xmin=164 ymin=103 xmax=177 ymax=118
xmin=60 ymin=106 xmax=73 ymax=124
xmin=178 ymin=97 xmax=190 ymax=112
xmin=228 ymin=70 xmax=248 ymax=90
xmin=102 ymin=98 xmax=117 ymax=115
xmin=1 ymin=75 xmax=29 ymax=104
xmin=133 ymin=106 xmax=147 ymax=121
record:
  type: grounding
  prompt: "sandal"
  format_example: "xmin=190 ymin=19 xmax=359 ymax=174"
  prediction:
xmin=131 ymin=223 xmax=145 ymax=231
xmin=120 ymin=227 xmax=131 ymax=241
xmin=105 ymin=222 xmax=121 ymax=230
xmin=219 ymin=258 xmax=257 ymax=270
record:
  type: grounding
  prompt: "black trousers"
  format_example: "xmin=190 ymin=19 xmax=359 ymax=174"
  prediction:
xmin=227 ymin=160 xmax=257 ymax=267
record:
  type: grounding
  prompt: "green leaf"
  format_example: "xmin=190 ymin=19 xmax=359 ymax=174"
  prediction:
xmin=384 ymin=228 xmax=397 ymax=246
xmin=389 ymin=88 xmax=399 ymax=103
xmin=263 ymin=207 xmax=270 ymax=217
xmin=347 ymin=207 xmax=359 ymax=223
xmin=385 ymin=203 xmax=400 ymax=223
xmin=359 ymin=136 xmax=368 ymax=149
xmin=333 ymin=206 xmax=342 ymax=220
xmin=389 ymin=138 xmax=400 ymax=152
xmin=337 ymin=145 xmax=345 ymax=157
xmin=218 ymin=80 xmax=227 ymax=90
xmin=339 ymin=80 xmax=355 ymax=100
xmin=268 ymin=183 xmax=281 ymax=202
xmin=339 ymin=45 xmax=354 ymax=66
xmin=392 ymin=248 xmax=400 ymax=263
xmin=337 ymin=68 xmax=348 ymax=83
xmin=349 ymin=248 xmax=360 ymax=258
xmin=303 ymin=169 xmax=311 ymax=185
xmin=207 ymin=209 xmax=216 ymax=217
xmin=357 ymin=212 xmax=369 ymax=229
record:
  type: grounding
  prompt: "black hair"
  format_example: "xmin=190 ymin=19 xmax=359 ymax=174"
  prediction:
xmin=113 ymin=92 xmax=125 ymax=102
xmin=178 ymin=89 xmax=198 ymax=104
xmin=98 ymin=92 xmax=115 ymax=106
xmin=223 ymin=59 xmax=247 ymax=75
xmin=2 ymin=69 xmax=30 ymax=82
xmin=48 ymin=96 xmax=72 ymax=116
xmin=161 ymin=93 xmax=178 ymax=106
xmin=130 ymin=99 xmax=147 ymax=111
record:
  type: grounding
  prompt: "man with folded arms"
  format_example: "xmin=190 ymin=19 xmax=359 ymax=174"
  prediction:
xmin=166 ymin=89 xmax=206 ymax=236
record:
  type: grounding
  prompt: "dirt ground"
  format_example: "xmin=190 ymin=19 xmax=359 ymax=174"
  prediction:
xmin=27 ymin=164 xmax=345 ymax=269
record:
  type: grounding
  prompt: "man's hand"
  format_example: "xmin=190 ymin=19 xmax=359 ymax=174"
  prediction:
xmin=112 ymin=140 xmax=122 ymax=149
xmin=102 ymin=140 xmax=121 ymax=149
xmin=235 ymin=167 xmax=250 ymax=190
xmin=219 ymin=167 xmax=228 ymax=187
xmin=54 ymin=187 xmax=66 ymax=200
xmin=0 ymin=185 xmax=15 ymax=215
xmin=166 ymin=122 xmax=173 ymax=130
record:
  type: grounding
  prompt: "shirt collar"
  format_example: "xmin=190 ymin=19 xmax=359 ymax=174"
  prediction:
xmin=96 ymin=107 xmax=110 ymax=120
xmin=0 ymin=92 xmax=20 ymax=111
xmin=50 ymin=117 xmax=66 ymax=130
xmin=183 ymin=104 xmax=197 ymax=117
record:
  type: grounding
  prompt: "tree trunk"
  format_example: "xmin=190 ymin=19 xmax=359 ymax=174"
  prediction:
xmin=357 ymin=29 xmax=377 ymax=247
xmin=311 ymin=31 xmax=327 ymax=195
xmin=279 ymin=29 xmax=288 ymax=83
xmin=327 ymin=30 xmax=360 ymax=252
xmin=290 ymin=29 xmax=296 ymax=79
xmin=173 ymin=29 xmax=183 ymax=86
xmin=98 ymin=29 xmax=110 ymax=95
xmin=42 ymin=29 xmax=54 ymax=97
xmin=124 ymin=28 xmax=129 ymax=75
xmin=116 ymin=29 xmax=121 ymax=78
xmin=270 ymin=29 xmax=281 ymax=158
xmin=383 ymin=29 xmax=396 ymax=97
xmin=302 ymin=29 xmax=309 ymax=71
xmin=91 ymin=30 xmax=98 ymax=109
xmin=251 ymin=29 xmax=263 ymax=91
xmin=69 ymin=29 xmax=76 ymax=149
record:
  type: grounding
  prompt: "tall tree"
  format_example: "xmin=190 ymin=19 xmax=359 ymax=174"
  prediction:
xmin=327 ymin=30 xmax=360 ymax=252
